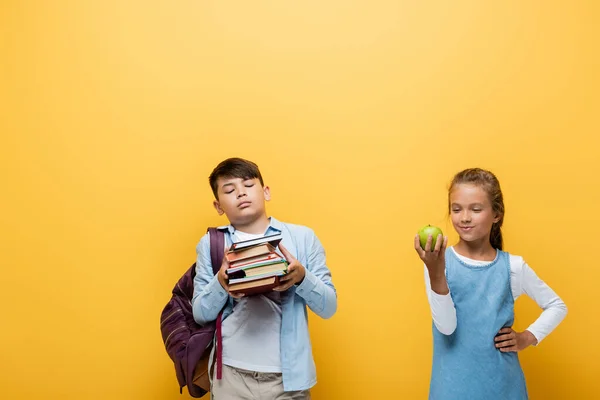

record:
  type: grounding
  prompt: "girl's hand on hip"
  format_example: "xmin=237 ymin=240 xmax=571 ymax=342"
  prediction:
xmin=495 ymin=328 xmax=538 ymax=352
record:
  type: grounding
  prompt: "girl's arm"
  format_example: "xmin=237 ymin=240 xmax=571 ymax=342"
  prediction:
xmin=424 ymin=265 xmax=457 ymax=335
xmin=517 ymin=258 xmax=568 ymax=344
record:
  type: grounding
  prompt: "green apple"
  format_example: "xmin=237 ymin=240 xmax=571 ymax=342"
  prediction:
xmin=418 ymin=225 xmax=444 ymax=251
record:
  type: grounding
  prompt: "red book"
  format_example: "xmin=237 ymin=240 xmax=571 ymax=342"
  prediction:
xmin=228 ymin=252 xmax=282 ymax=270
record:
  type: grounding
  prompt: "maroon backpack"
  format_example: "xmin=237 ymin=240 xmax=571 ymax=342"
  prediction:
xmin=160 ymin=228 xmax=224 ymax=397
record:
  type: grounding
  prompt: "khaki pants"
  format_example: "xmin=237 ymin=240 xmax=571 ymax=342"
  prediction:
xmin=211 ymin=364 xmax=311 ymax=400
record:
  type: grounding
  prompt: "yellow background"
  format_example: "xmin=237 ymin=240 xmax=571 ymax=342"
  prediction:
xmin=1 ymin=1 xmax=598 ymax=399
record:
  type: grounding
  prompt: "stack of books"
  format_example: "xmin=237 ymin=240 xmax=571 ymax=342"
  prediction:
xmin=226 ymin=233 xmax=288 ymax=295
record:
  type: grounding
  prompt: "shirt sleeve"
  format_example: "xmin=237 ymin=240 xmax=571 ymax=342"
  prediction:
xmin=514 ymin=258 xmax=568 ymax=344
xmin=295 ymin=229 xmax=337 ymax=319
xmin=424 ymin=265 xmax=457 ymax=335
xmin=191 ymin=233 xmax=229 ymax=325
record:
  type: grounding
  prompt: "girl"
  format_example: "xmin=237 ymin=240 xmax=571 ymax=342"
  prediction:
xmin=414 ymin=168 xmax=567 ymax=400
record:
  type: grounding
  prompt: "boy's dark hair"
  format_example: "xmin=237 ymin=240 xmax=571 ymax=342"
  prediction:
xmin=209 ymin=158 xmax=264 ymax=199
xmin=449 ymin=168 xmax=505 ymax=250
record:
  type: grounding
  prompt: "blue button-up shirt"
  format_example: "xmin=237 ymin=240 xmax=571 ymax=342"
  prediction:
xmin=192 ymin=217 xmax=337 ymax=391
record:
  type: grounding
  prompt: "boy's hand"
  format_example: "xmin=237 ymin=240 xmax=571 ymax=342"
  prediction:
xmin=217 ymin=256 xmax=244 ymax=299
xmin=495 ymin=328 xmax=538 ymax=352
xmin=414 ymin=233 xmax=449 ymax=294
xmin=273 ymin=243 xmax=306 ymax=292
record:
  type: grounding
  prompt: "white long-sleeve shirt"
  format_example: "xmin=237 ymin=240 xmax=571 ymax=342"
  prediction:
xmin=424 ymin=247 xmax=567 ymax=344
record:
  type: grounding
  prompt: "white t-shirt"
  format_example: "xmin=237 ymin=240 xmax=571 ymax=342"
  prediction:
xmin=424 ymin=247 xmax=567 ymax=343
xmin=221 ymin=230 xmax=282 ymax=372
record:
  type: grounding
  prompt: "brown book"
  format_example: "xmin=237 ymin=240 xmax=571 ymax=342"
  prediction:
xmin=228 ymin=276 xmax=281 ymax=296
xmin=225 ymin=243 xmax=276 ymax=263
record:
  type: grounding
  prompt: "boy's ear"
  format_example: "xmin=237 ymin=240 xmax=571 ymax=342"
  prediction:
xmin=213 ymin=200 xmax=225 ymax=216
xmin=263 ymin=185 xmax=271 ymax=201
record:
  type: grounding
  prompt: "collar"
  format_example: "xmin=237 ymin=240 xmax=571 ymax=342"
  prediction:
xmin=216 ymin=216 xmax=283 ymax=235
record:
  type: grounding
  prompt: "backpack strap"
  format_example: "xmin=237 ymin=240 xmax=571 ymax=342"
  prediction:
xmin=207 ymin=227 xmax=226 ymax=381
xmin=208 ymin=228 xmax=225 ymax=274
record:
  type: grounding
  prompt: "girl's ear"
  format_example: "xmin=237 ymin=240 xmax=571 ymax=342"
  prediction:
xmin=493 ymin=213 xmax=502 ymax=224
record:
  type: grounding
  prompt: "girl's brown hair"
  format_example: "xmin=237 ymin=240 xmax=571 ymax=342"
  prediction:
xmin=449 ymin=168 xmax=505 ymax=250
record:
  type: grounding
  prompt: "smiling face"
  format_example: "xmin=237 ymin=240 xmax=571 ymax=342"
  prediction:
xmin=449 ymin=183 xmax=500 ymax=245
xmin=213 ymin=176 xmax=270 ymax=227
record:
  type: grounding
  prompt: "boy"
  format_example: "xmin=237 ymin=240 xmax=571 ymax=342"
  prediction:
xmin=192 ymin=157 xmax=337 ymax=399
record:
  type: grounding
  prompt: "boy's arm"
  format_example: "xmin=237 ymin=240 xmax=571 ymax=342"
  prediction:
xmin=294 ymin=231 xmax=337 ymax=319
xmin=192 ymin=234 xmax=229 ymax=325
